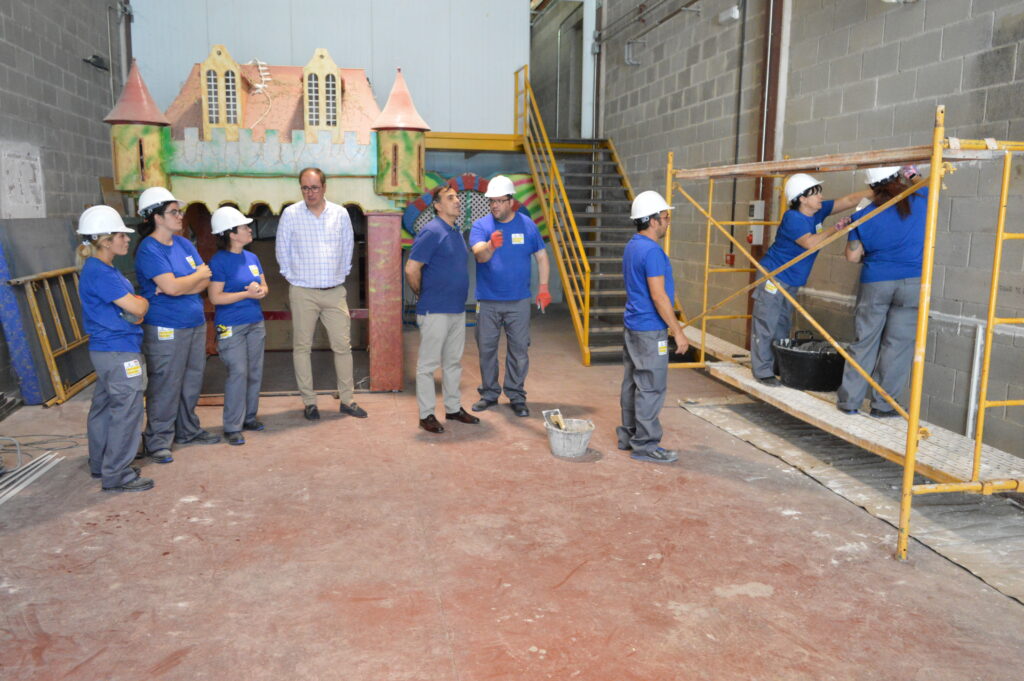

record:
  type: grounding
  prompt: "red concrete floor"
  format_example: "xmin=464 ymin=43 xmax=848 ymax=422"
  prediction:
xmin=2 ymin=309 xmax=1023 ymax=680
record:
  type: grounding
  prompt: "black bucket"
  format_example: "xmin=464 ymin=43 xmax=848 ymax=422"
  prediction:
xmin=771 ymin=331 xmax=845 ymax=391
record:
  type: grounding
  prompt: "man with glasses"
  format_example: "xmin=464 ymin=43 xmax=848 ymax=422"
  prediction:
xmin=468 ymin=175 xmax=550 ymax=418
xmin=750 ymin=174 xmax=870 ymax=386
xmin=276 ymin=167 xmax=367 ymax=421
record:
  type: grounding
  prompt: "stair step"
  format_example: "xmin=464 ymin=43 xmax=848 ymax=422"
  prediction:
xmin=590 ymin=324 xmax=625 ymax=334
xmin=588 ymin=306 xmax=625 ymax=316
xmin=589 ymin=289 xmax=627 ymax=296
xmin=587 ymin=256 xmax=623 ymax=263
xmin=561 ymin=172 xmax=625 ymax=179
xmin=588 ymin=344 xmax=624 ymax=355
xmin=580 ymin=242 xmax=627 ymax=250
xmin=562 ymin=160 xmax=620 ymax=167
xmin=590 ymin=272 xmax=622 ymax=280
xmin=575 ymin=226 xmax=632 ymax=233
xmin=569 ymin=198 xmax=632 ymax=206
xmin=574 ymin=213 xmax=631 ymax=221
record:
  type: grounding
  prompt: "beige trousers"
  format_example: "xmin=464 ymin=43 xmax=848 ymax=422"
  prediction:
xmin=289 ymin=284 xmax=353 ymax=405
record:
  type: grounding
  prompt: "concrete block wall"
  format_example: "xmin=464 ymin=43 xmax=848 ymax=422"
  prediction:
xmin=601 ymin=0 xmax=1024 ymax=454
xmin=0 ymin=0 xmax=124 ymax=398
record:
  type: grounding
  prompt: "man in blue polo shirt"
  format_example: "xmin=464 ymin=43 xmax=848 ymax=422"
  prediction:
xmin=469 ymin=175 xmax=550 ymax=418
xmin=751 ymin=173 xmax=871 ymax=386
xmin=405 ymin=183 xmax=481 ymax=433
xmin=618 ymin=191 xmax=688 ymax=464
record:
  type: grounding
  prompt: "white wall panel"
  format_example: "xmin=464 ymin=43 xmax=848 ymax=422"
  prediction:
xmin=131 ymin=0 xmax=527 ymax=133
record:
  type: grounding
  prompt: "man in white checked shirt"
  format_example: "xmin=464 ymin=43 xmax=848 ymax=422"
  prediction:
xmin=276 ymin=167 xmax=368 ymax=422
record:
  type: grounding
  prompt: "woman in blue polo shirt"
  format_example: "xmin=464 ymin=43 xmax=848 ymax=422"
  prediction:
xmin=208 ymin=206 xmax=268 ymax=446
xmin=77 ymin=205 xmax=154 ymax=492
xmin=134 ymin=187 xmax=219 ymax=464
xmin=750 ymin=174 xmax=871 ymax=386
xmin=837 ymin=165 xmax=925 ymax=417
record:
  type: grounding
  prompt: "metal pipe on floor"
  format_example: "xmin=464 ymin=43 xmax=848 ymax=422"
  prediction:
xmin=0 ymin=453 xmax=53 ymax=492
xmin=0 ymin=454 xmax=61 ymax=507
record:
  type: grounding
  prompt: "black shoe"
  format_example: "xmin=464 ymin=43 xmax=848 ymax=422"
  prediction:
xmin=304 ymin=405 xmax=321 ymax=421
xmin=446 ymin=408 xmax=480 ymax=424
xmin=102 ymin=475 xmax=155 ymax=493
xmin=630 ymin=447 xmax=679 ymax=464
xmin=511 ymin=402 xmax=530 ymax=417
xmin=92 ymin=465 xmax=140 ymax=480
xmin=472 ymin=398 xmax=497 ymax=412
xmin=242 ymin=420 xmax=265 ymax=431
xmin=175 ymin=430 xmax=221 ymax=445
xmin=756 ymin=376 xmax=781 ymax=387
xmin=148 ymin=449 xmax=174 ymax=464
xmin=837 ymin=406 xmax=859 ymax=415
xmin=419 ymin=415 xmax=445 ymax=433
xmin=339 ymin=402 xmax=368 ymax=418
xmin=225 ymin=431 xmax=245 ymax=446
xmin=870 ymin=408 xmax=900 ymax=418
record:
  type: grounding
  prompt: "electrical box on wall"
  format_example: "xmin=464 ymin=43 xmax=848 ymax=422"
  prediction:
xmin=747 ymin=200 xmax=765 ymax=220
xmin=747 ymin=200 xmax=765 ymax=246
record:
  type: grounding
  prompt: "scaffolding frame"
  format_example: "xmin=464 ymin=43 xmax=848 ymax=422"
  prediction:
xmin=7 ymin=266 xmax=94 ymax=406
xmin=666 ymin=106 xmax=1024 ymax=559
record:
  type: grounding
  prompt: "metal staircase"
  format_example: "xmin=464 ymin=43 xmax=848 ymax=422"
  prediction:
xmin=514 ymin=65 xmax=635 ymax=365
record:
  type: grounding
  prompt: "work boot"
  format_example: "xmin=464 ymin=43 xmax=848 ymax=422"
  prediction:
xmin=472 ymin=398 xmax=497 ymax=412
xmin=339 ymin=402 xmax=368 ymax=418
xmin=304 ymin=405 xmax=321 ymax=421
xmin=102 ymin=475 xmax=155 ymax=493
xmin=630 ymin=447 xmax=679 ymax=464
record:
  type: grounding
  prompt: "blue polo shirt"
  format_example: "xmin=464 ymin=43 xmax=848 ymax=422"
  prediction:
xmin=79 ymin=257 xmax=144 ymax=352
xmin=760 ymin=199 xmax=835 ymax=287
xmin=470 ymin=213 xmax=544 ymax=301
xmin=848 ymin=188 xmax=928 ymax=283
xmin=409 ymin=217 xmax=469 ymax=314
xmin=210 ymin=249 xmax=265 ymax=326
xmin=623 ymin=233 xmax=674 ymax=331
xmin=135 ymin=235 xmax=206 ymax=328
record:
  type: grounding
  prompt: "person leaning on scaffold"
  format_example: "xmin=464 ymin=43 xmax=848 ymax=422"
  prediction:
xmin=76 ymin=205 xmax=154 ymax=492
xmin=750 ymin=174 xmax=872 ymax=386
xmin=836 ymin=165 xmax=924 ymax=417
xmin=617 ymin=191 xmax=689 ymax=464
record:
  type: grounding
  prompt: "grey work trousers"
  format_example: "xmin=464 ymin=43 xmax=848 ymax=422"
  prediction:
xmin=288 ymin=284 xmax=353 ymax=406
xmin=476 ymin=298 xmax=532 ymax=404
xmin=750 ymin=280 xmax=799 ymax=379
xmin=416 ymin=312 xmax=466 ymax=419
xmin=88 ymin=351 xmax=146 ymax=488
xmin=836 ymin=278 xmax=920 ymax=412
xmin=217 ymin=321 xmax=266 ymax=433
xmin=617 ymin=328 xmax=669 ymax=454
xmin=142 ymin=323 xmax=208 ymax=452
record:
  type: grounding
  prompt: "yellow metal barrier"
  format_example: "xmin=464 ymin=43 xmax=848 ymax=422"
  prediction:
xmin=665 ymin=106 xmax=1024 ymax=559
xmin=515 ymin=65 xmax=593 ymax=364
xmin=8 ymin=266 xmax=95 ymax=406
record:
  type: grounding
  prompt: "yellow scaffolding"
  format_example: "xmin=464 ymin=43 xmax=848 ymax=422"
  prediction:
xmin=7 ymin=266 xmax=95 ymax=406
xmin=666 ymin=106 xmax=1024 ymax=559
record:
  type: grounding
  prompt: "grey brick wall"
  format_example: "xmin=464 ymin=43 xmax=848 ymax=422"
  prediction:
xmin=601 ymin=0 xmax=1024 ymax=454
xmin=0 ymin=0 xmax=123 ymax=398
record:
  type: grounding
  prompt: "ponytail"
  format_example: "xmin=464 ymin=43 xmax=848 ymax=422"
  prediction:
xmin=872 ymin=178 xmax=912 ymax=220
xmin=76 ymin=234 xmax=114 ymax=268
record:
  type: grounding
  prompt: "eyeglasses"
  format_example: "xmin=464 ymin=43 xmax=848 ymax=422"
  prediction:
xmin=488 ymin=197 xmax=512 ymax=206
xmin=165 ymin=208 xmax=184 ymax=217
xmin=300 ymin=185 xmax=323 ymax=193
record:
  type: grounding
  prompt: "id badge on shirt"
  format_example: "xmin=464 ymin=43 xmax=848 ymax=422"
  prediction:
xmin=248 ymin=264 xmax=260 ymax=277
xmin=765 ymin=281 xmax=779 ymax=295
xmin=511 ymin=233 xmax=525 ymax=245
xmin=123 ymin=359 xmax=142 ymax=378
xmin=814 ymin=222 xmax=824 ymax=234
xmin=658 ymin=339 xmax=669 ymax=356
xmin=185 ymin=255 xmax=197 ymax=269
xmin=157 ymin=327 xmax=175 ymax=340
xmin=217 ymin=324 xmax=233 ymax=340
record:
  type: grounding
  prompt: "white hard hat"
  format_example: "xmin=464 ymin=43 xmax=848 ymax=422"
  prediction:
xmin=137 ymin=186 xmax=179 ymax=216
xmin=630 ymin=190 xmax=673 ymax=220
xmin=77 ymin=205 xmax=134 ymax=236
xmin=863 ymin=166 xmax=900 ymax=187
xmin=784 ymin=173 xmax=822 ymax=204
xmin=485 ymin=175 xmax=516 ymax=198
xmin=210 ymin=206 xmax=253 ymax=235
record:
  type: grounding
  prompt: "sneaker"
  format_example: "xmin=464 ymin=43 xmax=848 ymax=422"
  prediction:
xmin=471 ymin=398 xmax=497 ymax=412
xmin=92 ymin=465 xmax=140 ymax=480
xmin=870 ymin=408 xmax=900 ymax=418
xmin=102 ymin=475 xmax=155 ymax=493
xmin=225 ymin=431 xmax=245 ymax=446
xmin=837 ymin=406 xmax=859 ymax=415
xmin=630 ymin=447 xmax=679 ymax=464
xmin=242 ymin=420 xmax=265 ymax=431
xmin=148 ymin=449 xmax=173 ymax=464
xmin=175 ymin=430 xmax=221 ymax=445
xmin=339 ymin=402 xmax=368 ymax=418
xmin=756 ymin=376 xmax=781 ymax=387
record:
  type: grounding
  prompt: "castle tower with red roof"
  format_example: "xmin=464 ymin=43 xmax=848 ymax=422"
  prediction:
xmin=371 ymin=68 xmax=430 ymax=197
xmin=104 ymin=60 xmax=170 ymax=190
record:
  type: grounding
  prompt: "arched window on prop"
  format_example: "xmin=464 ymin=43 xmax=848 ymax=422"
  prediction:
xmin=306 ymin=73 xmax=320 ymax=126
xmin=206 ymin=69 xmax=219 ymax=124
xmin=325 ymin=74 xmax=338 ymax=127
xmin=224 ymin=70 xmax=238 ymax=125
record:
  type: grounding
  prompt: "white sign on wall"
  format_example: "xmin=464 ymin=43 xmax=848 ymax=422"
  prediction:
xmin=0 ymin=142 xmax=46 ymax=219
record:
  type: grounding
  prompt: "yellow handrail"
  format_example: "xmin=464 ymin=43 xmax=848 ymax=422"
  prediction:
xmin=515 ymin=65 xmax=593 ymax=364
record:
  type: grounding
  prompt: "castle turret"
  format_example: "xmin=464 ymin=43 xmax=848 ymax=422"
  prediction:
xmin=104 ymin=60 xmax=170 ymax=191
xmin=371 ymin=69 xmax=430 ymax=198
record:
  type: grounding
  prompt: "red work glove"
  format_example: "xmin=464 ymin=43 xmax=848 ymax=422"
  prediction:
xmin=536 ymin=283 xmax=551 ymax=312
xmin=489 ymin=230 xmax=503 ymax=249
